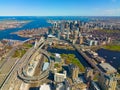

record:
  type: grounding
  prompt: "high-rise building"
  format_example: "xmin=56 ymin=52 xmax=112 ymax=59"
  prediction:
xmin=54 ymin=69 xmax=67 ymax=83
xmin=84 ymin=67 xmax=93 ymax=81
xmin=48 ymin=27 xmax=53 ymax=34
xmin=79 ymin=36 xmax=83 ymax=44
xmin=98 ymin=74 xmax=117 ymax=90
xmin=56 ymin=30 xmax=61 ymax=40
xmin=66 ymin=29 xmax=69 ymax=40
xmin=70 ymin=64 xmax=79 ymax=80
xmin=70 ymin=22 xmax=73 ymax=30
xmin=60 ymin=21 xmax=65 ymax=33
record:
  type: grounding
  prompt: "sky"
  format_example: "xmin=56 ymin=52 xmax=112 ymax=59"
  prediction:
xmin=0 ymin=0 xmax=120 ymax=16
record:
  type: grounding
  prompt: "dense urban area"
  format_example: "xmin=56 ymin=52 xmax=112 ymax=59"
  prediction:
xmin=0 ymin=17 xmax=120 ymax=90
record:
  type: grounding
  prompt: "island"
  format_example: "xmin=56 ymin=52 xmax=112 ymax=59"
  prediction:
xmin=11 ymin=28 xmax=48 ymax=38
xmin=0 ymin=20 xmax=30 ymax=30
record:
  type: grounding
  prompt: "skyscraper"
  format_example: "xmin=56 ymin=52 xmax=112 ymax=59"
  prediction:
xmin=70 ymin=64 xmax=79 ymax=80
xmin=79 ymin=36 xmax=83 ymax=44
xmin=84 ymin=67 xmax=93 ymax=81
xmin=98 ymin=74 xmax=117 ymax=90
xmin=66 ymin=29 xmax=69 ymax=40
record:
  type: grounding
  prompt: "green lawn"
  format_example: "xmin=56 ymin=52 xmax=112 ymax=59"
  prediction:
xmin=61 ymin=54 xmax=85 ymax=72
xmin=23 ymin=43 xmax=33 ymax=48
xmin=99 ymin=29 xmax=120 ymax=34
xmin=103 ymin=45 xmax=120 ymax=51
xmin=12 ymin=49 xmax=26 ymax=58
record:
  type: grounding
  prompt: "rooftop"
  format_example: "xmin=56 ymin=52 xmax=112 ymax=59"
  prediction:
xmin=99 ymin=63 xmax=117 ymax=74
xmin=39 ymin=83 xmax=51 ymax=90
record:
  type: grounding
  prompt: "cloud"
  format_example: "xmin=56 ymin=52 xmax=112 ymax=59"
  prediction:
xmin=94 ymin=8 xmax=120 ymax=16
xmin=103 ymin=8 xmax=120 ymax=15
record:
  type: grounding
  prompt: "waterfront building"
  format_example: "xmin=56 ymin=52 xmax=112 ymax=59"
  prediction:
xmin=54 ymin=70 xmax=67 ymax=82
xmin=98 ymin=74 xmax=117 ymax=90
xmin=99 ymin=63 xmax=117 ymax=74
xmin=84 ymin=67 xmax=94 ymax=81
xmin=55 ymin=53 xmax=61 ymax=62
xmin=70 ymin=64 xmax=79 ymax=80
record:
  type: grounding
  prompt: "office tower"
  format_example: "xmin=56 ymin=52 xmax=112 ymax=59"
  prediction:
xmin=54 ymin=22 xmax=58 ymax=28
xmin=107 ymin=37 xmax=111 ymax=43
xmin=73 ymin=30 xmax=78 ymax=40
xmin=56 ymin=30 xmax=61 ymax=39
xmin=54 ymin=70 xmax=67 ymax=83
xmin=70 ymin=22 xmax=73 ymax=30
xmin=60 ymin=21 xmax=65 ymax=33
xmin=70 ymin=64 xmax=79 ymax=80
xmin=65 ymin=22 xmax=69 ymax=28
xmin=84 ymin=67 xmax=93 ymax=81
xmin=98 ymin=74 xmax=117 ymax=90
xmin=67 ymin=29 xmax=69 ymax=40
xmin=48 ymin=27 xmax=53 ymax=34
xmin=79 ymin=36 xmax=83 ymax=44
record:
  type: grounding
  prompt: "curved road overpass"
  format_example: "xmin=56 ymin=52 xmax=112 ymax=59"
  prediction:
xmin=18 ymin=39 xmax=53 ymax=83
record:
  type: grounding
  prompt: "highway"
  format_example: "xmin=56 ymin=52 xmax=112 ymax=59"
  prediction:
xmin=0 ymin=47 xmax=16 ymax=69
xmin=0 ymin=38 xmax=45 ymax=89
xmin=17 ymin=40 xmax=53 ymax=83
xmin=0 ymin=59 xmax=19 ymax=90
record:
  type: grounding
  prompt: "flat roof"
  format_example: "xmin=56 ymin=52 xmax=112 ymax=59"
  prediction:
xmin=55 ymin=53 xmax=61 ymax=58
xmin=39 ymin=83 xmax=51 ymax=90
xmin=42 ymin=62 xmax=49 ymax=71
xmin=99 ymin=63 xmax=117 ymax=73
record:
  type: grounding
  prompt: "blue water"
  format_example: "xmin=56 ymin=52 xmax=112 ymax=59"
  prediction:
xmin=47 ymin=47 xmax=91 ymax=67
xmin=1 ymin=16 xmax=120 ymax=69
xmin=97 ymin=49 xmax=120 ymax=69
xmin=0 ymin=16 xmax=90 ymax=41
xmin=0 ymin=17 xmax=52 ymax=40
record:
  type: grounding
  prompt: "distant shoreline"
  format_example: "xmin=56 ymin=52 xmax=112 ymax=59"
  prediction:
xmin=102 ymin=45 xmax=120 ymax=52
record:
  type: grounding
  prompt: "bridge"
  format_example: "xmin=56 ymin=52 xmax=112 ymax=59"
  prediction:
xmin=22 ymin=38 xmax=33 ymax=43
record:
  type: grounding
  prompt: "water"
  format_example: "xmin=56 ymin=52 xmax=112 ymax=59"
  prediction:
xmin=0 ymin=16 xmax=90 ymax=41
xmin=0 ymin=17 xmax=52 ymax=40
xmin=47 ymin=47 xmax=91 ymax=67
xmin=1 ymin=16 xmax=119 ymax=69
xmin=96 ymin=49 xmax=120 ymax=69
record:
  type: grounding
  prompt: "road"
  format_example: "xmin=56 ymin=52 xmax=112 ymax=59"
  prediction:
xmin=73 ymin=44 xmax=103 ymax=73
xmin=0 ymin=47 xmax=16 ymax=69
xmin=0 ymin=38 xmax=52 ymax=89
xmin=18 ymin=41 xmax=53 ymax=83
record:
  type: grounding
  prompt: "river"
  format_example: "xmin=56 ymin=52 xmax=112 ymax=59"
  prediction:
xmin=96 ymin=49 xmax=120 ymax=69
xmin=47 ymin=47 xmax=91 ymax=67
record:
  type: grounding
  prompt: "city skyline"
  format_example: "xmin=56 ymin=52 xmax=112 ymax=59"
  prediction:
xmin=0 ymin=0 xmax=120 ymax=16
